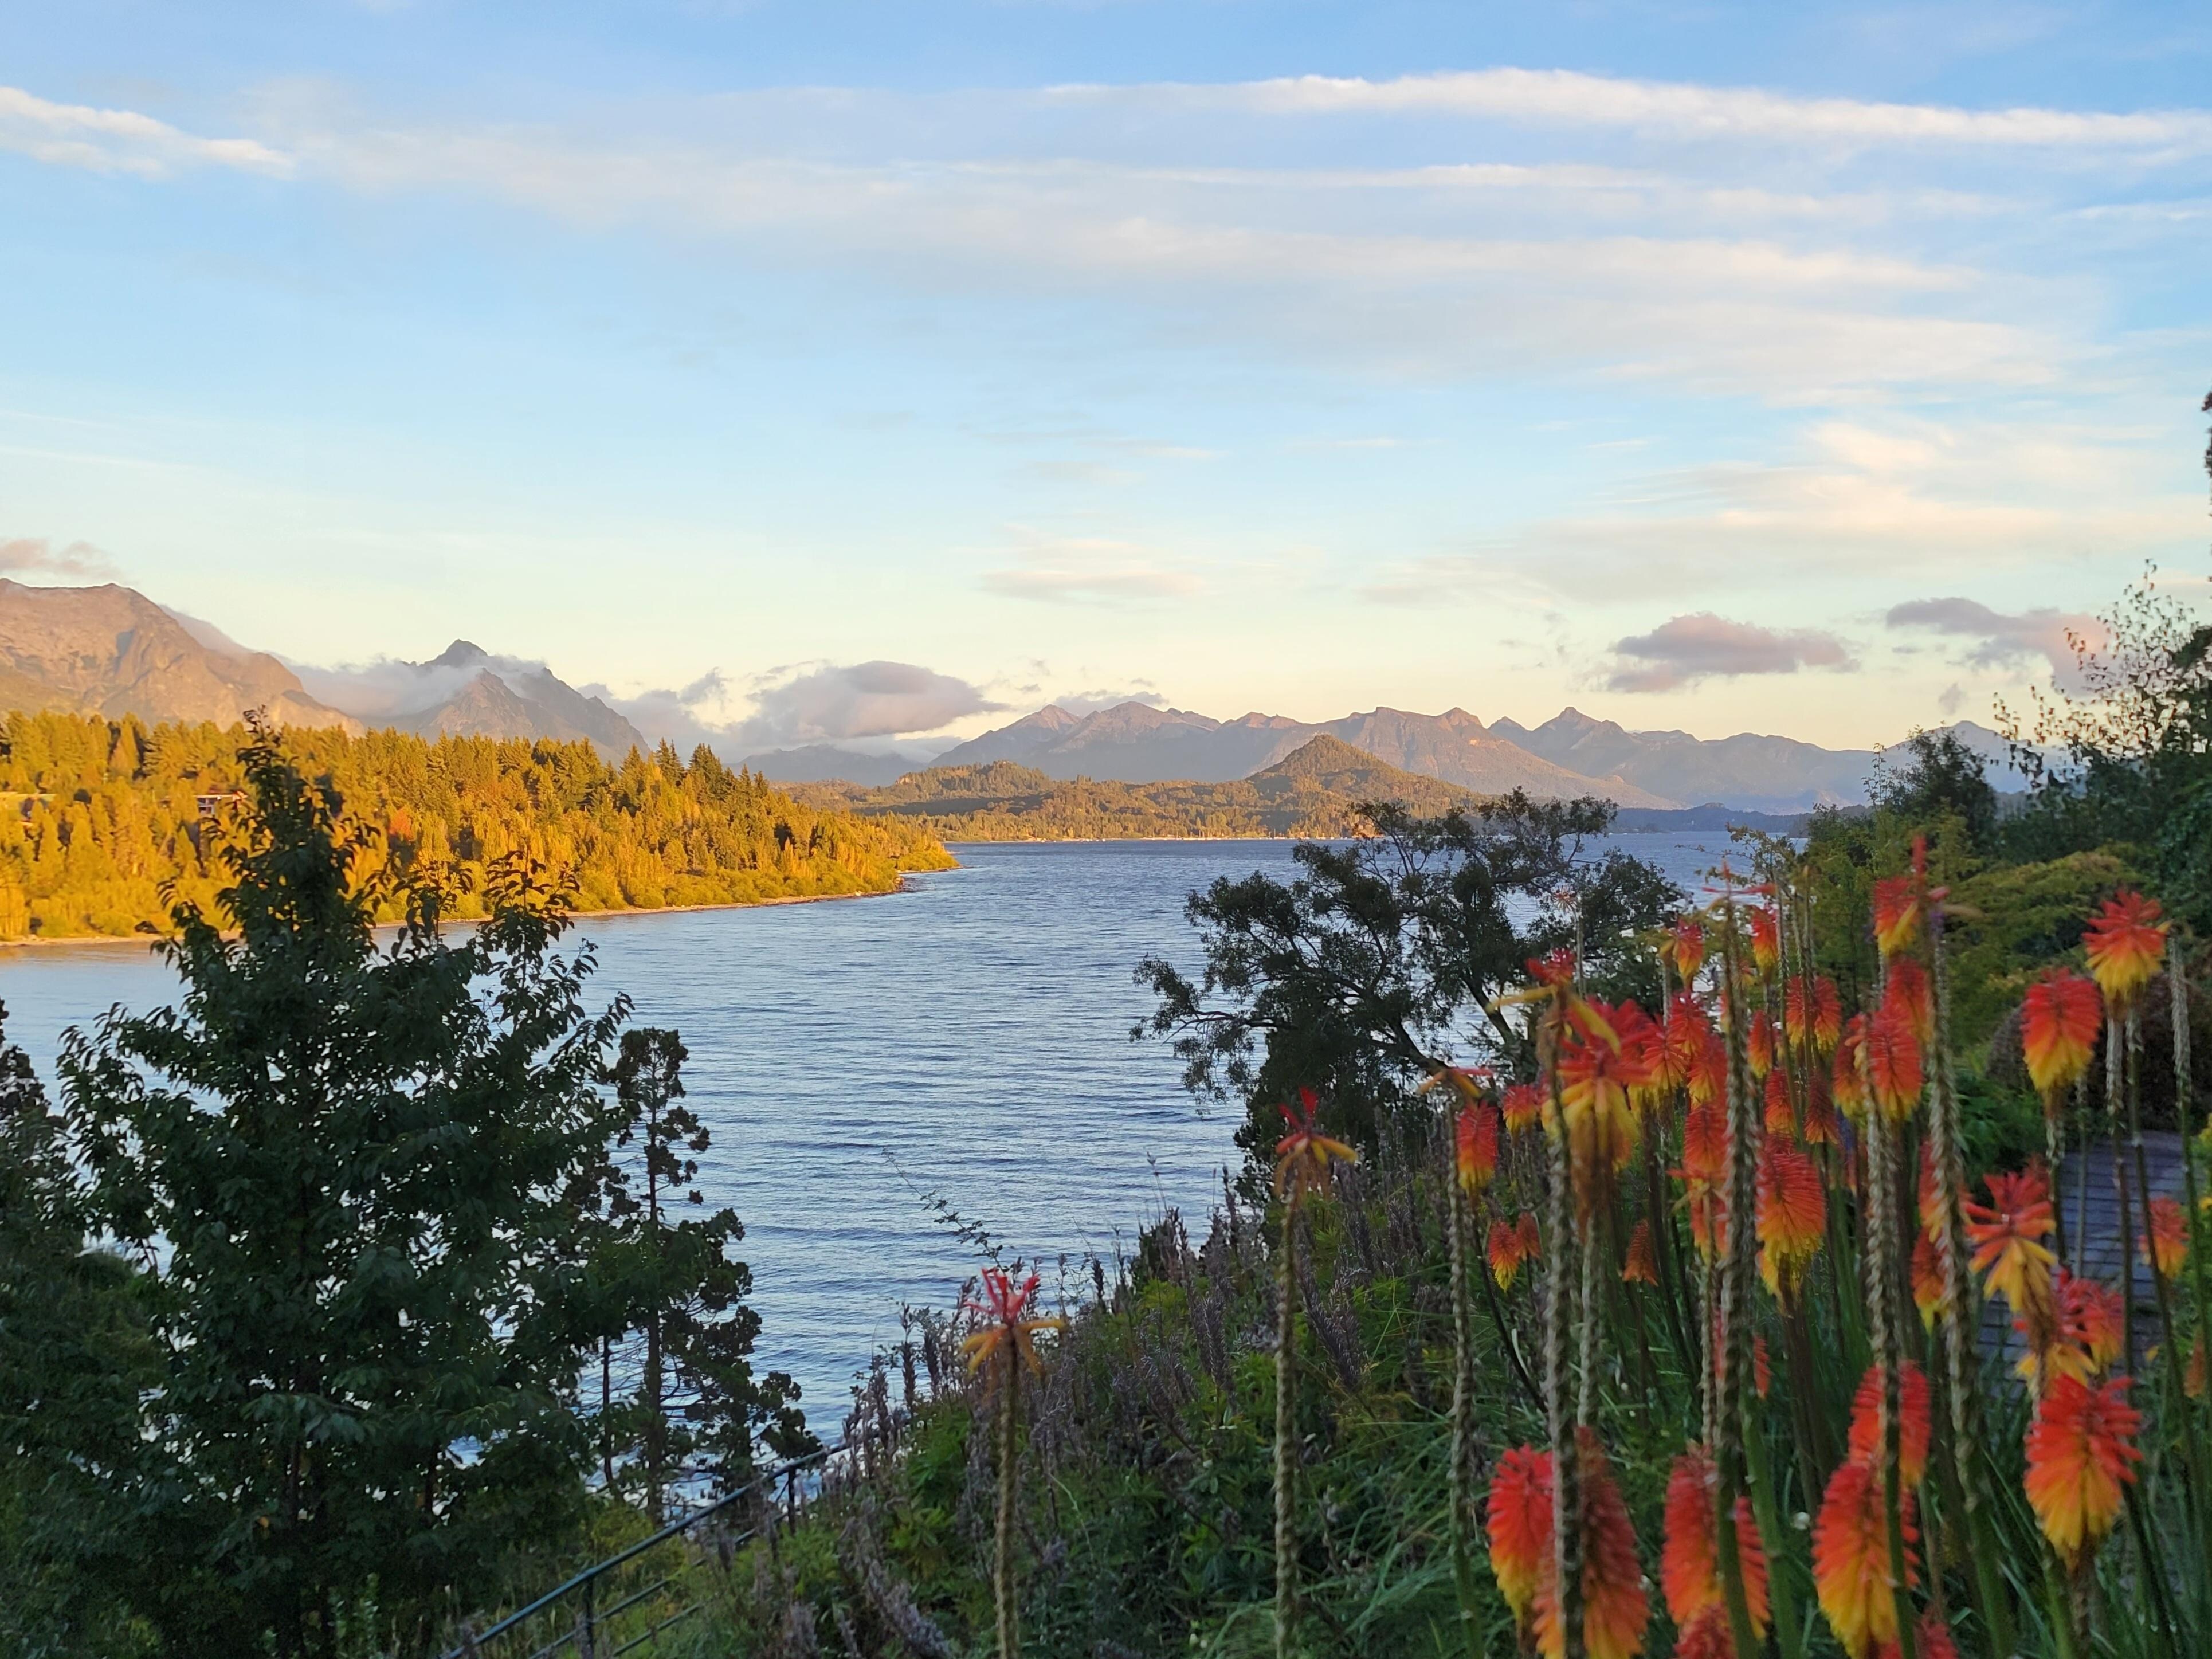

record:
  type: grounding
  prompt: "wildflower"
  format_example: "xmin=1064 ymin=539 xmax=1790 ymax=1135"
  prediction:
xmin=1872 ymin=873 xmax=1924 ymax=962
xmin=1964 ymin=1167 xmax=2056 ymax=1344
xmin=1786 ymin=975 xmax=1843 ymax=1056
xmin=1758 ymin=1138 xmax=1826 ymax=1302
xmin=1763 ymin=1069 xmax=1795 ymax=1136
xmin=1911 ymin=1235 xmax=1944 ymax=1330
xmin=1662 ymin=917 xmax=1707 ymax=983
xmin=1662 ymin=1446 xmax=1769 ymax=1635
xmin=1485 ymin=1445 xmax=1552 ymax=1628
xmin=1845 ymin=1362 xmax=1932 ymax=1488
xmin=2141 ymin=1194 xmax=2187 ymax=1281
xmin=2021 ymin=970 xmax=2101 ymax=1104
xmin=960 ymin=1269 xmax=1063 ymax=1380
xmin=1813 ymin=1459 xmax=1918 ymax=1658
xmin=1865 ymin=1001 xmax=1923 ymax=1122
xmin=1689 ymin=1031 xmax=1728 ymax=1108
xmin=1516 ymin=1209 xmax=1542 ymax=1266
xmin=1489 ymin=1217 xmax=1531 ymax=1290
xmin=1878 ymin=1611 xmax=1960 ymax=1659
xmin=1527 ymin=947 xmax=1578 ymax=989
xmin=1273 ymin=1086 xmax=1356 ymax=1199
xmin=1915 ymin=1144 xmax=1945 ymax=1243
xmin=1677 ymin=1102 xmax=1729 ymax=1261
xmin=1502 ymin=1081 xmax=1544 ymax=1135
xmin=1882 ymin=959 xmax=1933 ymax=1048
xmin=1802 ymin=1072 xmax=1840 ymax=1146
xmin=1747 ymin=1009 xmax=1776 ymax=1080
xmin=2082 ymin=891 xmax=2165 ymax=1015
xmin=2024 ymin=1271 xmax=2125 ymax=1390
xmin=1833 ymin=1014 xmax=1870 ymax=1119
xmin=1751 ymin=908 xmax=1780 ymax=975
xmin=2023 ymin=1374 xmax=2142 ymax=1569
xmin=1532 ymin=1429 xmax=1649 ymax=1659
xmin=1454 ymin=1101 xmax=1500 ymax=1199
xmin=1554 ymin=998 xmax=1657 ymax=1206
xmin=1622 ymin=1219 xmax=1658 ymax=1286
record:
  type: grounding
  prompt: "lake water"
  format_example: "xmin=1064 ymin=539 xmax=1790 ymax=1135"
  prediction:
xmin=0 ymin=833 xmax=1741 ymax=1429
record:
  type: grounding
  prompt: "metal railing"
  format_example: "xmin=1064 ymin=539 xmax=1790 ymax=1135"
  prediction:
xmin=441 ymin=1441 xmax=840 ymax=1659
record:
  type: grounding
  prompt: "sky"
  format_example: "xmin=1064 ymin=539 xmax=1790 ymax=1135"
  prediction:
xmin=2 ymin=1 xmax=2208 ymax=756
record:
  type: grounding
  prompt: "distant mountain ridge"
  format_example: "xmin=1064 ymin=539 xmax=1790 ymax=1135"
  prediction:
xmin=390 ymin=640 xmax=646 ymax=757
xmin=0 ymin=581 xmax=358 ymax=731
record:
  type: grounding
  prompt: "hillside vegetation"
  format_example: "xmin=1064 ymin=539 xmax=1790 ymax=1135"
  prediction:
xmin=0 ymin=711 xmax=953 ymax=938
xmin=795 ymin=735 xmax=1485 ymax=839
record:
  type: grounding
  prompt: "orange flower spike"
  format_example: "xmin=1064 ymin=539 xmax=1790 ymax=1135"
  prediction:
xmin=1872 ymin=872 xmax=1923 ymax=962
xmin=1915 ymin=1144 xmax=1945 ymax=1243
xmin=1882 ymin=959 xmax=1935 ymax=1048
xmin=1273 ymin=1086 xmax=1357 ymax=1199
xmin=1689 ymin=1031 xmax=1728 ymax=1108
xmin=1715 ymin=1321 xmax=1772 ymax=1398
xmin=2141 ymin=1195 xmax=2187 ymax=1280
xmin=2023 ymin=1374 xmax=2143 ymax=1569
xmin=1865 ymin=1001 xmax=1924 ymax=1123
xmin=2021 ymin=970 xmax=2101 ymax=1104
xmin=1501 ymin=1081 xmax=1544 ymax=1135
xmin=1677 ymin=1101 xmax=1730 ymax=1261
xmin=1833 ymin=1014 xmax=1871 ymax=1120
xmin=1662 ymin=1446 xmax=1769 ymax=1636
xmin=1485 ymin=1446 xmax=1552 ymax=1627
xmin=1516 ymin=1209 xmax=1543 ymax=1265
xmin=1911 ymin=1235 xmax=1944 ymax=1330
xmin=1747 ymin=1009 xmax=1776 ymax=1080
xmin=1845 ymin=1361 xmax=1933 ymax=1487
xmin=1750 ymin=907 xmax=1780 ymax=975
xmin=1533 ymin=1430 xmax=1650 ymax=1659
xmin=1622 ymin=1218 xmax=1659 ymax=1286
xmin=1878 ymin=1611 xmax=1962 ymax=1659
xmin=1802 ymin=1072 xmax=1840 ymax=1146
xmin=1964 ymin=1167 xmax=2057 ymax=1319
xmin=1795 ymin=975 xmax=1843 ymax=1055
xmin=1454 ymin=1101 xmax=1500 ymax=1199
xmin=1759 ymin=1138 xmax=1827 ymax=1301
xmin=1555 ymin=998 xmax=1656 ymax=1203
xmin=1763 ymin=1069 xmax=1795 ymax=1136
xmin=1814 ymin=1459 xmax=1918 ymax=1658
xmin=960 ymin=1269 xmax=1064 ymax=1379
xmin=2082 ymin=890 xmax=2166 ymax=1016
xmin=1487 ymin=1218 xmax=1524 ymax=1289
xmin=1663 ymin=917 xmax=1707 ymax=983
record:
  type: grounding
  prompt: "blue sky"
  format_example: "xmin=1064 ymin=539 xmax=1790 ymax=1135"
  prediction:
xmin=2 ymin=1 xmax=2207 ymax=754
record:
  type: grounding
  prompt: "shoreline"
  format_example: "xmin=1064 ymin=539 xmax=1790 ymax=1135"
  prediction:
xmin=0 ymin=872 xmax=938 ymax=954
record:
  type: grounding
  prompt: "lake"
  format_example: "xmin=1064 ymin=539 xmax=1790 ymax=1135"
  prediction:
xmin=0 ymin=832 xmax=1743 ymax=1430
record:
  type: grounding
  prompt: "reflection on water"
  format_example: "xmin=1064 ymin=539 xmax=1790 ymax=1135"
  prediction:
xmin=0 ymin=832 xmax=1742 ymax=1426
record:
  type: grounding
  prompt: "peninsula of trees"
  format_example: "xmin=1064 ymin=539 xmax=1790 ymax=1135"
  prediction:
xmin=0 ymin=711 xmax=954 ymax=939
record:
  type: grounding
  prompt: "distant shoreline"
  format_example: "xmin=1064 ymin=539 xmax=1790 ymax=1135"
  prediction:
xmin=0 ymin=874 xmax=934 ymax=954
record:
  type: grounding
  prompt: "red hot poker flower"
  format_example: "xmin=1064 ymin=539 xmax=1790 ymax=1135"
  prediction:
xmin=1786 ymin=975 xmax=1844 ymax=1056
xmin=1911 ymin=1235 xmax=1944 ymax=1331
xmin=2082 ymin=890 xmax=2166 ymax=1015
xmin=1516 ymin=1209 xmax=1542 ymax=1265
xmin=961 ymin=1269 xmax=1064 ymax=1381
xmin=1759 ymin=1138 xmax=1827 ymax=1302
xmin=1872 ymin=874 xmax=1924 ymax=962
xmin=1866 ymin=1000 xmax=1924 ymax=1123
xmin=1814 ymin=1458 xmax=1919 ymax=1658
xmin=1488 ymin=1218 xmax=1528 ymax=1290
xmin=1882 ymin=959 xmax=1934 ymax=1048
xmin=1750 ymin=908 xmax=1780 ymax=975
xmin=1532 ymin=1429 xmax=1650 ymax=1659
xmin=1454 ymin=1101 xmax=1500 ymax=1199
xmin=2142 ymin=1195 xmax=2187 ymax=1281
xmin=1662 ymin=1445 xmax=1769 ymax=1634
xmin=1662 ymin=917 xmax=1707 ymax=982
xmin=1845 ymin=1360 xmax=1933 ymax=1488
xmin=1965 ymin=1167 xmax=2057 ymax=1346
xmin=1763 ymin=1068 xmax=1796 ymax=1137
xmin=1833 ymin=1014 xmax=1871 ymax=1120
xmin=1802 ymin=1072 xmax=1840 ymax=1146
xmin=2024 ymin=1374 xmax=2142 ymax=1569
xmin=1273 ymin=1086 xmax=1357 ymax=1199
xmin=1677 ymin=1101 xmax=1729 ymax=1261
xmin=1485 ymin=1445 xmax=1552 ymax=1628
xmin=1622 ymin=1218 xmax=1659 ymax=1286
xmin=1746 ymin=1009 xmax=1776 ymax=1080
xmin=1501 ymin=1081 xmax=1544 ymax=1135
xmin=2024 ymin=1270 xmax=2127 ymax=1390
xmin=2021 ymin=970 xmax=2101 ymax=1105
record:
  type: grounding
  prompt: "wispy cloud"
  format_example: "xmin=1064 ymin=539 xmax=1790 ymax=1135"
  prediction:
xmin=732 ymin=660 xmax=1002 ymax=745
xmin=1885 ymin=595 xmax=2103 ymax=689
xmin=981 ymin=534 xmax=1203 ymax=603
xmin=0 ymin=535 xmax=116 ymax=577
xmin=0 ymin=85 xmax=291 ymax=177
xmin=1605 ymin=613 xmax=1857 ymax=693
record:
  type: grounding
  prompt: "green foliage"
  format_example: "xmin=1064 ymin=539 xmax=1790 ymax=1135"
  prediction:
xmin=1136 ymin=795 xmax=1687 ymax=1164
xmin=0 ymin=710 xmax=951 ymax=938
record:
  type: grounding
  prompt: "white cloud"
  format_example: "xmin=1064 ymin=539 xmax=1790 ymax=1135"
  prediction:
xmin=0 ymin=85 xmax=291 ymax=178
xmin=1603 ymin=613 xmax=1857 ymax=692
xmin=1885 ymin=596 xmax=2104 ymax=690
xmin=0 ymin=535 xmax=116 ymax=577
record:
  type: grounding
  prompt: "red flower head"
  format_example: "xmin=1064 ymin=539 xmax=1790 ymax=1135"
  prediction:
xmin=1911 ymin=1234 xmax=1944 ymax=1331
xmin=1750 ymin=907 xmax=1780 ymax=976
xmin=1622 ymin=1218 xmax=1659 ymax=1287
xmin=1655 ymin=993 xmax=1712 ymax=1092
xmin=1787 ymin=975 xmax=1843 ymax=1057
xmin=1676 ymin=1101 xmax=1729 ymax=1261
xmin=1273 ymin=1087 xmax=1357 ymax=1199
xmin=1662 ymin=1445 xmax=1769 ymax=1636
xmin=1882 ymin=958 xmax=1934 ymax=1049
xmin=1454 ymin=1101 xmax=1500 ymax=1199
xmin=1763 ymin=1068 xmax=1796 ymax=1137
xmin=1746 ymin=1009 xmax=1776 ymax=1080
xmin=1814 ymin=1459 xmax=1919 ymax=1658
xmin=1516 ymin=1209 xmax=1542 ymax=1266
xmin=2026 ymin=1270 xmax=2125 ymax=1390
xmin=1966 ymin=1167 xmax=2056 ymax=1348
xmin=1554 ymin=998 xmax=1657 ymax=1211
xmin=961 ymin=1269 xmax=1064 ymax=1381
xmin=1488 ymin=1217 xmax=1529 ymax=1290
xmin=1485 ymin=1445 xmax=1552 ymax=1628
xmin=1877 ymin=1612 xmax=1962 ymax=1659
xmin=2141 ymin=1195 xmax=2187 ymax=1281
xmin=1845 ymin=1361 xmax=1933 ymax=1488
xmin=2024 ymin=1374 xmax=2143 ymax=1570
xmin=1915 ymin=1143 xmax=1945 ymax=1244
xmin=1833 ymin=1014 xmax=1871 ymax=1120
xmin=1527 ymin=947 xmax=1579 ymax=989
xmin=1532 ymin=1430 xmax=1650 ymax=1659
xmin=1712 ymin=1317 xmax=1771 ymax=1398
xmin=1802 ymin=1071 xmax=1840 ymax=1146
xmin=1689 ymin=1031 xmax=1728 ymax=1108
xmin=2021 ymin=970 xmax=2101 ymax=1106
xmin=2082 ymin=890 xmax=2166 ymax=1016
xmin=1872 ymin=875 xmax=1924 ymax=963
xmin=1759 ymin=1138 xmax=1827 ymax=1303
xmin=1866 ymin=1000 xmax=1924 ymax=1123
xmin=1502 ymin=1081 xmax=1544 ymax=1135
xmin=1662 ymin=917 xmax=1707 ymax=983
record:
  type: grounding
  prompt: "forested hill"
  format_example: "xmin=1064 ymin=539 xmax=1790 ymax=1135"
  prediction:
xmin=793 ymin=734 xmax=1488 ymax=840
xmin=0 ymin=712 xmax=955 ymax=939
